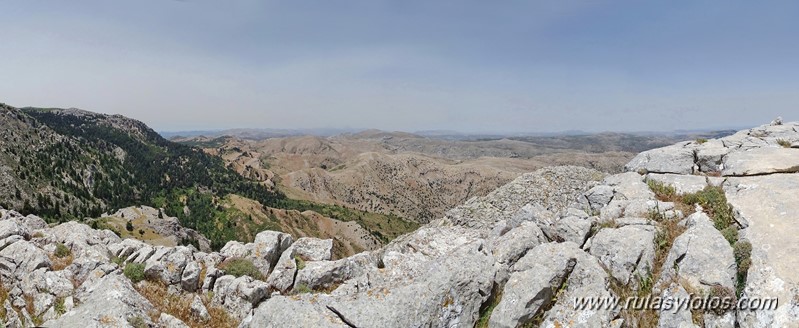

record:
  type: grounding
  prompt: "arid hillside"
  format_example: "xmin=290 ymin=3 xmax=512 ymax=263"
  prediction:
xmin=179 ymin=130 xmax=730 ymax=223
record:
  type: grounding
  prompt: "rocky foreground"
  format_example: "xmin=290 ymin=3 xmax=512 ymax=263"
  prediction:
xmin=0 ymin=121 xmax=797 ymax=327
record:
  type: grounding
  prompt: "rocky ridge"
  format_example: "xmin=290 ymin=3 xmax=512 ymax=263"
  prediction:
xmin=0 ymin=120 xmax=796 ymax=327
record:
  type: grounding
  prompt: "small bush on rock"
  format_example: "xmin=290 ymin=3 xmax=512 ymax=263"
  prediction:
xmin=54 ymin=243 xmax=71 ymax=258
xmin=124 ymin=263 xmax=146 ymax=283
xmin=219 ymin=258 xmax=262 ymax=280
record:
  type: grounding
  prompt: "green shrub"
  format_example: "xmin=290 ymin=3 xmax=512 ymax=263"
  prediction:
xmin=124 ymin=263 xmax=146 ymax=283
xmin=220 ymin=258 xmax=262 ymax=280
xmin=721 ymin=226 xmax=738 ymax=245
xmin=54 ymin=243 xmax=71 ymax=258
xmin=54 ymin=297 xmax=66 ymax=315
xmin=696 ymin=138 xmax=708 ymax=144
xmin=295 ymin=256 xmax=306 ymax=270
xmin=681 ymin=186 xmax=734 ymax=230
xmin=733 ymin=240 xmax=753 ymax=296
xmin=111 ymin=256 xmax=125 ymax=267
xmin=647 ymin=180 xmax=677 ymax=201
xmin=293 ymin=284 xmax=312 ymax=294
xmin=734 ymin=241 xmax=753 ymax=262
xmin=777 ymin=139 xmax=792 ymax=148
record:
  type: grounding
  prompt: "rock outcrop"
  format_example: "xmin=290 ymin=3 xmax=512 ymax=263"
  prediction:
xmin=0 ymin=120 xmax=795 ymax=327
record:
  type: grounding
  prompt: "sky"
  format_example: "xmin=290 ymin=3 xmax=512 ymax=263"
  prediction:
xmin=1 ymin=1 xmax=798 ymax=133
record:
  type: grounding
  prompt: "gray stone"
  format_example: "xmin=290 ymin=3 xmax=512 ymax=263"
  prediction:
xmin=293 ymin=252 xmax=377 ymax=291
xmin=490 ymin=244 xmax=577 ymax=328
xmin=44 ymin=273 xmax=156 ymax=328
xmin=725 ymin=174 xmax=799 ymax=327
xmin=583 ymin=185 xmax=616 ymax=211
xmin=488 ymin=221 xmax=548 ymax=268
xmin=242 ymin=295 xmax=349 ymax=328
xmin=190 ymin=294 xmax=210 ymax=322
xmin=604 ymin=172 xmax=655 ymax=200
xmin=722 ymin=148 xmax=799 ymax=176
xmin=657 ymin=283 xmax=698 ymax=328
xmin=325 ymin=241 xmax=495 ymax=328
xmin=658 ymin=212 xmax=736 ymax=292
xmin=159 ymin=313 xmax=190 ymax=328
xmin=212 ymin=275 xmax=270 ymax=321
xmin=0 ymin=240 xmax=51 ymax=280
xmin=625 ymin=142 xmax=696 ymax=175
xmin=646 ymin=173 xmax=713 ymax=195
xmin=144 ymin=246 xmax=192 ymax=285
xmin=590 ymin=225 xmax=656 ymax=288
xmin=266 ymin=237 xmax=333 ymax=292
xmin=0 ymin=219 xmax=30 ymax=240
xmin=514 ymin=242 xmax=616 ymax=327
xmin=181 ymin=261 xmax=201 ymax=292
xmin=549 ymin=215 xmax=593 ymax=246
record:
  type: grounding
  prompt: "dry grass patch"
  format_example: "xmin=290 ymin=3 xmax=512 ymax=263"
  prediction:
xmin=49 ymin=243 xmax=74 ymax=271
xmin=136 ymin=281 xmax=238 ymax=328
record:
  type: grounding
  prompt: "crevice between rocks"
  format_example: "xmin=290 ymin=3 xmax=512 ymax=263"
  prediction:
xmin=723 ymin=166 xmax=799 ymax=178
xmin=327 ymin=305 xmax=358 ymax=328
xmin=523 ymin=258 xmax=577 ymax=327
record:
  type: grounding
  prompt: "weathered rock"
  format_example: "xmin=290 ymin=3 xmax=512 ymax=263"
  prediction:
xmin=583 ymin=185 xmax=616 ymax=211
xmin=443 ymin=166 xmax=604 ymax=230
xmin=548 ymin=215 xmax=593 ymax=246
xmin=0 ymin=219 xmax=30 ymax=240
xmin=514 ymin=242 xmax=616 ymax=327
xmin=604 ymin=171 xmax=654 ymax=200
xmin=190 ymin=294 xmax=210 ymax=322
xmin=159 ymin=313 xmax=190 ymax=328
xmin=293 ymin=252 xmax=377 ymax=291
xmin=657 ymin=283 xmax=698 ymax=328
xmin=181 ymin=261 xmax=201 ymax=292
xmin=0 ymin=240 xmax=51 ymax=280
xmin=325 ymin=241 xmax=495 ymax=328
xmin=658 ymin=212 xmax=736 ymax=292
xmin=144 ymin=246 xmax=192 ymax=285
xmin=266 ymin=237 xmax=332 ymax=292
xmin=695 ymin=140 xmax=729 ymax=173
xmin=722 ymin=148 xmax=799 ymax=176
xmin=488 ymin=221 xmax=548 ymax=268
xmin=646 ymin=173 xmax=716 ymax=195
xmin=725 ymin=174 xmax=799 ymax=327
xmin=490 ymin=243 xmax=577 ymax=328
xmin=590 ymin=225 xmax=656 ymax=288
xmin=212 ymin=275 xmax=270 ymax=321
xmin=45 ymin=273 xmax=156 ymax=327
xmin=625 ymin=142 xmax=696 ymax=175
xmin=242 ymin=295 xmax=349 ymax=328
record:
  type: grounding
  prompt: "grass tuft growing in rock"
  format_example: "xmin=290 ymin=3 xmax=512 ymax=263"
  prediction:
xmin=124 ymin=263 xmax=146 ymax=283
xmin=475 ymin=289 xmax=503 ymax=328
xmin=647 ymin=180 xmax=677 ymax=202
xmin=136 ymin=281 xmax=238 ymax=328
xmin=777 ymin=139 xmax=792 ymax=148
xmin=219 ymin=258 xmax=262 ymax=280
xmin=733 ymin=240 xmax=753 ymax=296
xmin=50 ymin=243 xmax=74 ymax=271
xmin=681 ymin=186 xmax=735 ymax=230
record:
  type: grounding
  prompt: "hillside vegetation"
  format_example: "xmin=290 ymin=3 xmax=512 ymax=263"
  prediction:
xmin=0 ymin=104 xmax=416 ymax=250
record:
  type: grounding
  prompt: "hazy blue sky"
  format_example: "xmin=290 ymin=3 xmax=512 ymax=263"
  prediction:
xmin=1 ymin=1 xmax=797 ymax=133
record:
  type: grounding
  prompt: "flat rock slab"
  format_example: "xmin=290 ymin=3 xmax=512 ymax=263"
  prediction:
xmin=725 ymin=174 xmax=799 ymax=286
xmin=722 ymin=148 xmax=799 ymax=176
xmin=725 ymin=174 xmax=799 ymax=327
xmin=646 ymin=173 xmax=722 ymax=195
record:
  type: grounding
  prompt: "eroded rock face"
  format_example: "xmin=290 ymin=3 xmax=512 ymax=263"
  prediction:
xmin=45 ymin=273 xmax=156 ymax=327
xmin=2 ymin=121 xmax=797 ymax=327
xmin=490 ymin=243 xmax=578 ymax=328
xmin=658 ymin=211 xmax=736 ymax=292
xmin=590 ymin=225 xmax=656 ymax=289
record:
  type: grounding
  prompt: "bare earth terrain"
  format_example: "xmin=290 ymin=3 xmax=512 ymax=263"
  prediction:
xmin=177 ymin=129 xmax=732 ymax=223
